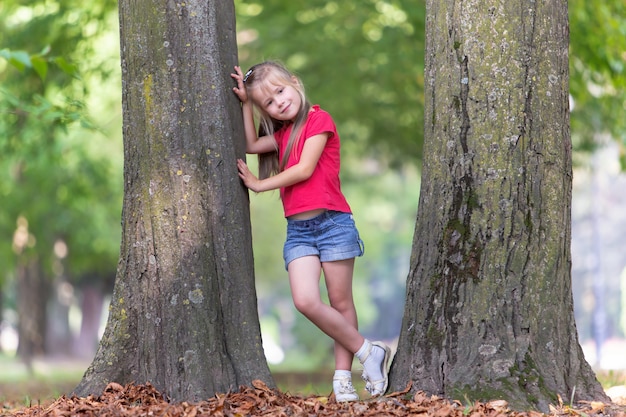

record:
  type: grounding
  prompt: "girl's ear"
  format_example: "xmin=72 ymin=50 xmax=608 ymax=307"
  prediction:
xmin=291 ymin=75 xmax=300 ymax=85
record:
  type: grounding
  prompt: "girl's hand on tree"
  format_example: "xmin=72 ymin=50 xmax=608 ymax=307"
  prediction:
xmin=237 ymin=159 xmax=262 ymax=192
xmin=231 ymin=66 xmax=249 ymax=103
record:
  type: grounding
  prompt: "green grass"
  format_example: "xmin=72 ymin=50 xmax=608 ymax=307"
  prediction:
xmin=596 ymin=369 xmax=626 ymax=389
xmin=0 ymin=354 xmax=87 ymax=407
xmin=0 ymin=355 xmax=84 ymax=382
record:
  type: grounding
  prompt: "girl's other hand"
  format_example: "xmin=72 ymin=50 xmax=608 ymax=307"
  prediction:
xmin=231 ymin=66 xmax=248 ymax=103
xmin=237 ymin=158 xmax=262 ymax=192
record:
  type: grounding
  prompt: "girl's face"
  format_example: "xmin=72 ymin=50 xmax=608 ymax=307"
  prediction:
xmin=250 ymin=77 xmax=303 ymax=122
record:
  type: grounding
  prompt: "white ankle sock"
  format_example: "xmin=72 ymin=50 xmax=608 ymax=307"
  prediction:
xmin=355 ymin=339 xmax=371 ymax=363
xmin=333 ymin=370 xmax=352 ymax=379
xmin=358 ymin=341 xmax=385 ymax=382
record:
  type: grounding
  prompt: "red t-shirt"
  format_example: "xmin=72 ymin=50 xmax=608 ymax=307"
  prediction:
xmin=275 ymin=105 xmax=352 ymax=218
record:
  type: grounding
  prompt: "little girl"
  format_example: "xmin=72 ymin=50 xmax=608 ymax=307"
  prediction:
xmin=231 ymin=61 xmax=391 ymax=402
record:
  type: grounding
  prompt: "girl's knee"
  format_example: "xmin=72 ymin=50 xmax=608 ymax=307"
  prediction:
xmin=328 ymin=295 xmax=355 ymax=313
xmin=292 ymin=295 xmax=320 ymax=316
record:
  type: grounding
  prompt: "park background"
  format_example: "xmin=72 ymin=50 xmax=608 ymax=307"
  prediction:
xmin=1 ymin=0 xmax=625 ymax=403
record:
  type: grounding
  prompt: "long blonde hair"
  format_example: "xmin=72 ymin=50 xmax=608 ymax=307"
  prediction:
xmin=243 ymin=61 xmax=311 ymax=179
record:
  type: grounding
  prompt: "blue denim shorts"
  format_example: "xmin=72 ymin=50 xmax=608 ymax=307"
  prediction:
xmin=283 ymin=210 xmax=364 ymax=270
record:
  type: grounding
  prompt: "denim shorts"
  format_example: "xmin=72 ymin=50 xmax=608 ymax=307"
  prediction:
xmin=283 ymin=210 xmax=364 ymax=270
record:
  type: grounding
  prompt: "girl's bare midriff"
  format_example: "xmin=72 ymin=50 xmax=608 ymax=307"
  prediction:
xmin=288 ymin=208 xmax=327 ymax=220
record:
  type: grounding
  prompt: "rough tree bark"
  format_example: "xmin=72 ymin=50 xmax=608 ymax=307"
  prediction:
xmin=389 ymin=0 xmax=609 ymax=411
xmin=73 ymin=0 xmax=274 ymax=401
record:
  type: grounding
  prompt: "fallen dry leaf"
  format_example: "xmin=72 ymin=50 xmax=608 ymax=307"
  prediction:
xmin=2 ymin=382 xmax=625 ymax=417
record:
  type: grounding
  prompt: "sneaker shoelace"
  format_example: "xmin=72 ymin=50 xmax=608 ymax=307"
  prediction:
xmin=336 ymin=377 xmax=357 ymax=394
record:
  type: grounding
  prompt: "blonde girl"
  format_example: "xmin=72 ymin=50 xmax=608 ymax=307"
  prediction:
xmin=231 ymin=61 xmax=390 ymax=402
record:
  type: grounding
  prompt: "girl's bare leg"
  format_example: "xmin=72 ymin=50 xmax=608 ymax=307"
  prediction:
xmin=288 ymin=256 xmax=364 ymax=358
xmin=322 ymin=258 xmax=359 ymax=371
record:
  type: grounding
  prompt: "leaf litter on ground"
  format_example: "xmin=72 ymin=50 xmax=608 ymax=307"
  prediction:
xmin=2 ymin=380 xmax=625 ymax=417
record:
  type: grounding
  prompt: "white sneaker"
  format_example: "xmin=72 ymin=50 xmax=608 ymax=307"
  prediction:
xmin=333 ymin=376 xmax=359 ymax=402
xmin=359 ymin=341 xmax=391 ymax=397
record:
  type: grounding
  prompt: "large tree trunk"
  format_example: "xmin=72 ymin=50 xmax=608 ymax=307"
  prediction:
xmin=74 ymin=0 xmax=273 ymax=401
xmin=389 ymin=0 xmax=608 ymax=411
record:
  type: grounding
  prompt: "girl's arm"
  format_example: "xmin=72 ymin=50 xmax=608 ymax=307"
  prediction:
xmin=231 ymin=66 xmax=276 ymax=154
xmin=237 ymin=133 xmax=328 ymax=193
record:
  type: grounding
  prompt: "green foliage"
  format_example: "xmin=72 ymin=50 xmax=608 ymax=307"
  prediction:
xmin=569 ymin=0 xmax=626 ymax=167
xmin=0 ymin=46 xmax=78 ymax=80
xmin=234 ymin=0 xmax=425 ymax=167
xmin=0 ymin=0 xmax=122 ymax=289
xmin=233 ymin=0 xmax=626 ymax=169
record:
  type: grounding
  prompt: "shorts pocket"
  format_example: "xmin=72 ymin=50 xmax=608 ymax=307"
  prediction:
xmin=327 ymin=211 xmax=356 ymax=229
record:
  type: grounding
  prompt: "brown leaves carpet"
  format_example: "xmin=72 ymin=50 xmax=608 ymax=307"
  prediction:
xmin=3 ymin=380 xmax=625 ymax=417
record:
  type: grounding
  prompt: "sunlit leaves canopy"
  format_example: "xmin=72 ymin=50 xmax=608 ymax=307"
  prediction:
xmin=234 ymin=0 xmax=425 ymax=167
xmin=0 ymin=0 xmax=121 ymax=283
xmin=234 ymin=0 xmax=626 ymax=168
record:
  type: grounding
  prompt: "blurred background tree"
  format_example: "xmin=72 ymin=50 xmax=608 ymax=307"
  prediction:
xmin=0 ymin=0 xmax=121 ymax=362
xmin=1 ymin=0 xmax=625 ymax=375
